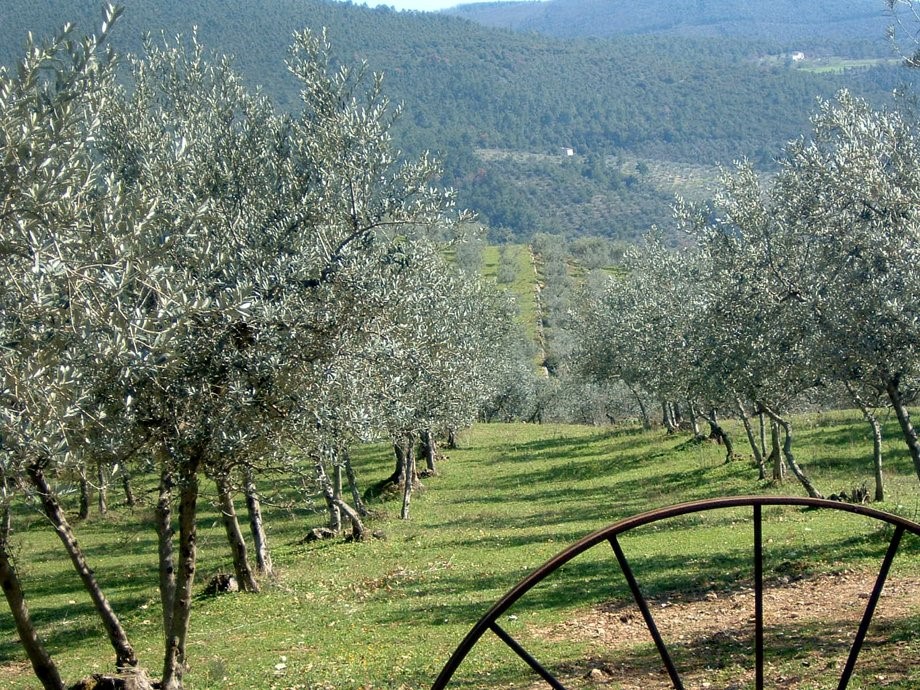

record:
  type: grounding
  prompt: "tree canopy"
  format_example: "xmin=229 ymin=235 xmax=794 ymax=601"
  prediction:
xmin=0 ymin=8 xmax=517 ymax=689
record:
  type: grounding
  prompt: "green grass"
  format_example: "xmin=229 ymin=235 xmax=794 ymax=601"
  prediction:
xmin=2 ymin=416 xmax=919 ymax=689
xmin=483 ymin=243 xmax=543 ymax=364
xmin=482 ymin=244 xmax=539 ymax=335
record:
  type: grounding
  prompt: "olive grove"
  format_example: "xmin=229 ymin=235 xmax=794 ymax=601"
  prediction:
xmin=1 ymin=8 xmax=514 ymax=689
xmin=576 ymin=91 xmax=920 ymax=501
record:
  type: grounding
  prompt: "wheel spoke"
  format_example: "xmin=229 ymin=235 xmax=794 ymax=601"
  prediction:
xmin=609 ymin=535 xmax=684 ymax=689
xmin=489 ymin=621 xmax=569 ymax=690
xmin=837 ymin=525 xmax=905 ymax=690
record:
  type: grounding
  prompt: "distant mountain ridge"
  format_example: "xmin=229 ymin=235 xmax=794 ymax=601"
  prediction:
xmin=1 ymin=0 xmax=912 ymax=240
xmin=447 ymin=0 xmax=892 ymax=46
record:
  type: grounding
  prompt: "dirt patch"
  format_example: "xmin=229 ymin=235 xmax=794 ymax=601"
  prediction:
xmin=527 ymin=570 xmax=920 ymax=689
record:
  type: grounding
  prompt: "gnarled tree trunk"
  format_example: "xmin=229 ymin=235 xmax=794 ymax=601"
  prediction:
xmin=699 ymin=408 xmax=734 ymax=463
xmin=343 ymin=449 xmax=368 ymax=518
xmin=736 ymin=398 xmax=766 ymax=480
xmin=318 ymin=452 xmax=342 ymax=533
xmin=885 ymin=374 xmax=920 ymax=484
xmin=760 ymin=405 xmax=822 ymax=498
xmin=420 ymin=429 xmax=437 ymax=474
xmin=1 ymin=499 xmax=64 ymax=690
xmin=389 ymin=441 xmax=407 ymax=487
xmin=313 ymin=455 xmax=365 ymax=541
xmin=662 ymin=401 xmax=679 ymax=434
xmin=26 ymin=461 xmax=138 ymax=670
xmin=243 ymin=465 xmax=272 ymax=577
xmin=215 ymin=472 xmax=259 ymax=593
xmin=161 ymin=449 xmax=203 ymax=690
xmin=629 ymin=385 xmax=651 ymax=430
xmin=120 ymin=464 xmax=137 ymax=508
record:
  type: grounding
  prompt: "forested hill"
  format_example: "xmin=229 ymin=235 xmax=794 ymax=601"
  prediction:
xmin=1 ymin=0 xmax=912 ymax=239
xmin=446 ymin=0 xmax=893 ymax=46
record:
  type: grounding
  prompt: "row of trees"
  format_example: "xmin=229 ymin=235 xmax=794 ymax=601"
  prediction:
xmin=576 ymin=90 xmax=920 ymax=500
xmin=0 ymin=9 xmax=518 ymax=689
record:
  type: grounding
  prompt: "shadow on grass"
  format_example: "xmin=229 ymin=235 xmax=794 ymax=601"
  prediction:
xmin=443 ymin=463 xmax=750 ymax=534
xmin=479 ymin=429 xmax=650 ymax=465
xmin=376 ymin=526 xmax=916 ymax=632
xmin=0 ymin=588 xmax=152 ymax=665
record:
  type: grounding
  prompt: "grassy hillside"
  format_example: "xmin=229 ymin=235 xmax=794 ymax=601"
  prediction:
xmin=2 ymin=417 xmax=919 ymax=688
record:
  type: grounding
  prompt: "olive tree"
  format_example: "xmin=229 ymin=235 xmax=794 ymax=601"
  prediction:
xmin=574 ymin=234 xmax=707 ymax=434
xmin=668 ymin=158 xmax=843 ymax=497
xmin=97 ymin=26 xmax=461 ymax=688
xmin=673 ymin=91 xmax=920 ymax=494
xmin=290 ymin=236 xmax=518 ymax=525
xmin=2 ymin=13 xmax=466 ymax=689
xmin=768 ymin=92 xmax=920 ymax=483
xmin=0 ymin=7 xmax=158 ymax=688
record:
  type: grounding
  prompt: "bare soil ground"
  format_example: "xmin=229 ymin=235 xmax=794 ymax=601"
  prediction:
xmin=526 ymin=570 xmax=920 ymax=689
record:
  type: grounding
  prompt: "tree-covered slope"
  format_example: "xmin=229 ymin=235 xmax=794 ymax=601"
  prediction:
xmin=447 ymin=0 xmax=893 ymax=46
xmin=1 ymin=0 xmax=912 ymax=239
xmin=0 ymin=0 xmax=903 ymax=161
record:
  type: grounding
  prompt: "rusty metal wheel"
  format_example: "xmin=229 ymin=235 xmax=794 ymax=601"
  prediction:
xmin=432 ymin=496 xmax=920 ymax=690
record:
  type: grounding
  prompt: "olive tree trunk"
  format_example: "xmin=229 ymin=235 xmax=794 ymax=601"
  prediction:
xmin=662 ymin=401 xmax=679 ymax=434
xmin=400 ymin=433 xmax=417 ymax=520
xmin=78 ymin=462 xmax=90 ymax=521
xmin=389 ymin=441 xmax=407 ymax=487
xmin=769 ymin=418 xmax=784 ymax=482
xmin=343 ymin=449 xmax=368 ymax=517
xmin=26 ymin=461 xmax=138 ymax=670
xmin=333 ymin=463 xmax=344 ymax=504
xmin=96 ymin=460 xmax=108 ymax=517
xmin=736 ymin=398 xmax=766 ymax=480
xmin=313 ymin=455 xmax=365 ymax=540
xmin=686 ymin=400 xmax=702 ymax=438
xmin=317 ymin=452 xmax=342 ymax=533
xmin=242 ymin=465 xmax=272 ymax=577
xmin=699 ymin=408 xmax=734 ymax=463
xmin=760 ymin=405 xmax=822 ymax=498
xmin=420 ymin=429 xmax=437 ymax=474
xmin=154 ymin=464 xmax=176 ymax=648
xmin=846 ymin=382 xmax=884 ymax=501
xmin=0 ymin=498 xmax=65 ymax=690
xmin=120 ymin=464 xmax=137 ymax=508
xmin=885 ymin=375 xmax=920 ymax=484
xmin=215 ymin=472 xmax=259 ymax=593
xmin=629 ymin=385 xmax=651 ymax=430
xmin=161 ymin=451 xmax=203 ymax=690
xmin=758 ymin=412 xmax=768 ymax=460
